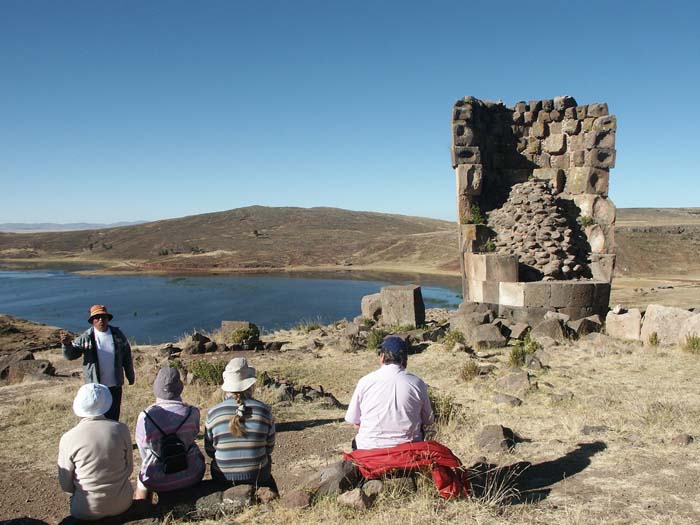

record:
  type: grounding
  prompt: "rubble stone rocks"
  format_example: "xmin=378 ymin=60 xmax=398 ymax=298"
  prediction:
xmin=0 ymin=350 xmax=34 ymax=380
xmin=492 ymin=392 xmax=523 ymax=406
xmin=640 ymin=304 xmax=694 ymax=345
xmin=567 ymin=316 xmax=602 ymax=338
xmin=361 ymin=480 xmax=384 ymax=498
xmin=255 ymin=486 xmax=279 ymax=503
xmin=7 ymin=359 xmax=56 ymax=382
xmin=531 ymin=318 xmax=567 ymax=343
xmin=468 ymin=324 xmax=507 ymax=349
xmin=302 ymin=460 xmax=360 ymax=498
xmin=280 ymin=489 xmax=311 ymax=509
xmin=475 ymin=424 xmax=519 ymax=452
xmin=605 ymin=308 xmax=642 ymax=340
xmin=495 ymin=370 xmax=534 ymax=395
xmin=670 ymin=433 xmax=694 ymax=446
xmin=487 ymin=179 xmax=589 ymax=280
xmin=337 ymin=487 xmax=374 ymax=510
xmin=182 ymin=332 xmax=211 ymax=355
xmin=221 ymin=485 xmax=254 ymax=510
xmin=508 ymin=323 xmax=530 ymax=340
xmin=360 ymin=293 xmax=382 ymax=321
xmin=380 ymin=285 xmax=425 ymax=327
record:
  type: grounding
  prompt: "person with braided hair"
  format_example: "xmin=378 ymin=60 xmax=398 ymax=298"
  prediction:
xmin=204 ymin=358 xmax=277 ymax=492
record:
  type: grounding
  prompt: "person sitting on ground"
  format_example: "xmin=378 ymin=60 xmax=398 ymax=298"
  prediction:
xmin=205 ymin=358 xmax=277 ymax=492
xmin=59 ymin=304 xmax=135 ymax=421
xmin=345 ymin=335 xmax=434 ymax=450
xmin=58 ymin=383 xmax=134 ymax=521
xmin=134 ymin=366 xmax=205 ymax=501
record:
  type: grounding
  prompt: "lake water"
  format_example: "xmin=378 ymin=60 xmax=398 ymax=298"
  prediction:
xmin=0 ymin=266 xmax=461 ymax=344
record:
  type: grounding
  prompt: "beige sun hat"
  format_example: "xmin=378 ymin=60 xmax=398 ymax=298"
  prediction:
xmin=73 ymin=383 xmax=113 ymax=418
xmin=221 ymin=357 xmax=257 ymax=393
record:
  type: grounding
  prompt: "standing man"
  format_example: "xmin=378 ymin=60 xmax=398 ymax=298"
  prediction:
xmin=60 ymin=304 xmax=135 ymax=421
xmin=345 ymin=335 xmax=434 ymax=450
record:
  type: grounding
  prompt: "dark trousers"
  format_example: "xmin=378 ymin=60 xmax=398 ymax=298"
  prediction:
xmin=104 ymin=386 xmax=123 ymax=421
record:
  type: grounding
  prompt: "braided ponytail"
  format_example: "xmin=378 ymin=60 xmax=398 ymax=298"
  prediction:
xmin=228 ymin=387 xmax=253 ymax=437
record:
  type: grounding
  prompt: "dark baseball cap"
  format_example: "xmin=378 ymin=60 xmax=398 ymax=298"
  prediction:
xmin=380 ymin=335 xmax=408 ymax=356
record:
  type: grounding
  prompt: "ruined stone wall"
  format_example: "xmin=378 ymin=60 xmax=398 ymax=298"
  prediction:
xmin=451 ymin=96 xmax=616 ymax=323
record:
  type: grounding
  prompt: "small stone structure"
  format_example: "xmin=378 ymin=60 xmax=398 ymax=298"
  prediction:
xmin=452 ymin=96 xmax=616 ymax=323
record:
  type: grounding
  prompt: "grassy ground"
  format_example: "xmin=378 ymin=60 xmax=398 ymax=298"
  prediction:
xmin=2 ymin=325 xmax=700 ymax=524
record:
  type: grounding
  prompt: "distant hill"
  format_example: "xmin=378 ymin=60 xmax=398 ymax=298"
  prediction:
xmin=1 ymin=206 xmax=698 ymax=278
xmin=0 ymin=221 xmax=145 ymax=233
xmin=0 ymin=206 xmax=459 ymax=273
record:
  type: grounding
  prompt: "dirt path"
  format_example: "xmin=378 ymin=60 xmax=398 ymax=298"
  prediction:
xmin=0 ymin=417 xmax=354 ymax=523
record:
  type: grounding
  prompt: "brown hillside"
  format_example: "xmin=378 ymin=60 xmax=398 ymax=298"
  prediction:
xmin=0 ymin=206 xmax=459 ymax=273
xmin=1 ymin=206 xmax=699 ymax=277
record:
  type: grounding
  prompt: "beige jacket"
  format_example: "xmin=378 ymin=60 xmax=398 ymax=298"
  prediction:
xmin=58 ymin=416 xmax=133 ymax=520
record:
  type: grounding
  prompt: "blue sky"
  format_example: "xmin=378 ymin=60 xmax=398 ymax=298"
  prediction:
xmin=1 ymin=0 xmax=698 ymax=223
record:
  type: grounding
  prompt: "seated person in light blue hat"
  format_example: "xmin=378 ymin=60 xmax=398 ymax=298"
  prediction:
xmin=58 ymin=383 xmax=134 ymax=520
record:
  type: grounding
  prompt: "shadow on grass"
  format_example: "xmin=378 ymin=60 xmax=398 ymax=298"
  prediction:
xmin=468 ymin=441 xmax=607 ymax=504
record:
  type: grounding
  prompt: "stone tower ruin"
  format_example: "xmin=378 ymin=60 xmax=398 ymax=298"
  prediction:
xmin=451 ymin=96 xmax=616 ymax=324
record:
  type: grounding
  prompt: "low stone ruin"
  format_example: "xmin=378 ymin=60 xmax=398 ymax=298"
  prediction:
xmin=452 ymin=96 xmax=616 ymax=324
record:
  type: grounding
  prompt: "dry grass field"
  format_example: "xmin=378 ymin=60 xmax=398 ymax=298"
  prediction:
xmin=1 ymin=318 xmax=699 ymax=524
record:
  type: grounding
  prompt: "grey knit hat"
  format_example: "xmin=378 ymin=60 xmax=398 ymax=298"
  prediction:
xmin=153 ymin=366 xmax=184 ymax=400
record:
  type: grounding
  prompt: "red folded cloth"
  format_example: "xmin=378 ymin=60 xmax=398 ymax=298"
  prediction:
xmin=343 ymin=440 xmax=470 ymax=499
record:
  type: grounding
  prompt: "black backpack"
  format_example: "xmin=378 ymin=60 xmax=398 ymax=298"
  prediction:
xmin=143 ymin=407 xmax=192 ymax=474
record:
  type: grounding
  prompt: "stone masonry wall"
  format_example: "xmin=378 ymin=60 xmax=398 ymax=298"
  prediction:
xmin=451 ymin=96 xmax=616 ymax=322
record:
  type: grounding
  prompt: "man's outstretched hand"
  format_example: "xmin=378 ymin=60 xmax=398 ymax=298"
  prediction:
xmin=59 ymin=330 xmax=72 ymax=347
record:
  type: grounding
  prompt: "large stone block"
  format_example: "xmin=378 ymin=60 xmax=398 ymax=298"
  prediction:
xmin=456 ymin=164 xmax=484 ymax=196
xmin=532 ymin=168 xmax=564 ymax=193
xmin=550 ymin=154 xmax=570 ymax=169
xmin=453 ymin=122 xmax=476 ymax=146
xmin=523 ymin=282 xmax=552 ymax=307
xmin=498 ymin=282 xmax=552 ymax=308
xmin=549 ymin=282 xmax=596 ymax=308
xmin=573 ymin=194 xmax=616 ymax=226
xmin=590 ymin=254 xmax=616 ymax=282
xmin=543 ymin=134 xmax=566 ymax=154
xmin=465 ymin=253 xmax=518 ymax=282
xmin=562 ymin=119 xmax=581 ymax=135
xmin=554 ymin=95 xmax=577 ymax=111
xmin=640 ymin=304 xmax=694 ymax=345
xmin=380 ymin=285 xmax=426 ymax=327
xmin=467 ymin=279 xmax=499 ymax=304
xmin=585 ymin=224 xmax=608 ymax=253
xmin=584 ymin=130 xmax=615 ymax=149
xmin=592 ymin=115 xmax=616 ymax=131
xmin=499 ymin=282 xmax=524 ymax=307
xmin=499 ymin=305 xmax=550 ymax=325
xmin=532 ymin=121 xmax=547 ymax=139
xmin=361 ymin=293 xmax=382 ymax=320
xmin=587 ymin=103 xmax=609 ymax=117
xmin=593 ymin=283 xmax=612 ymax=313
xmin=564 ymin=167 xmax=609 ymax=195
xmin=605 ymin=309 xmax=642 ymax=340
xmin=452 ymin=146 xmax=481 ymax=166
xmin=585 ymin=148 xmax=616 ymax=168
xmin=459 ymin=224 xmax=493 ymax=253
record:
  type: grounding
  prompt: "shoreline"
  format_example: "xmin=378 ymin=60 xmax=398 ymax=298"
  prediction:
xmin=0 ymin=256 xmax=462 ymax=282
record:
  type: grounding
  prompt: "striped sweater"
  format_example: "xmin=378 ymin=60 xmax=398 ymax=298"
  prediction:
xmin=204 ymin=397 xmax=275 ymax=482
